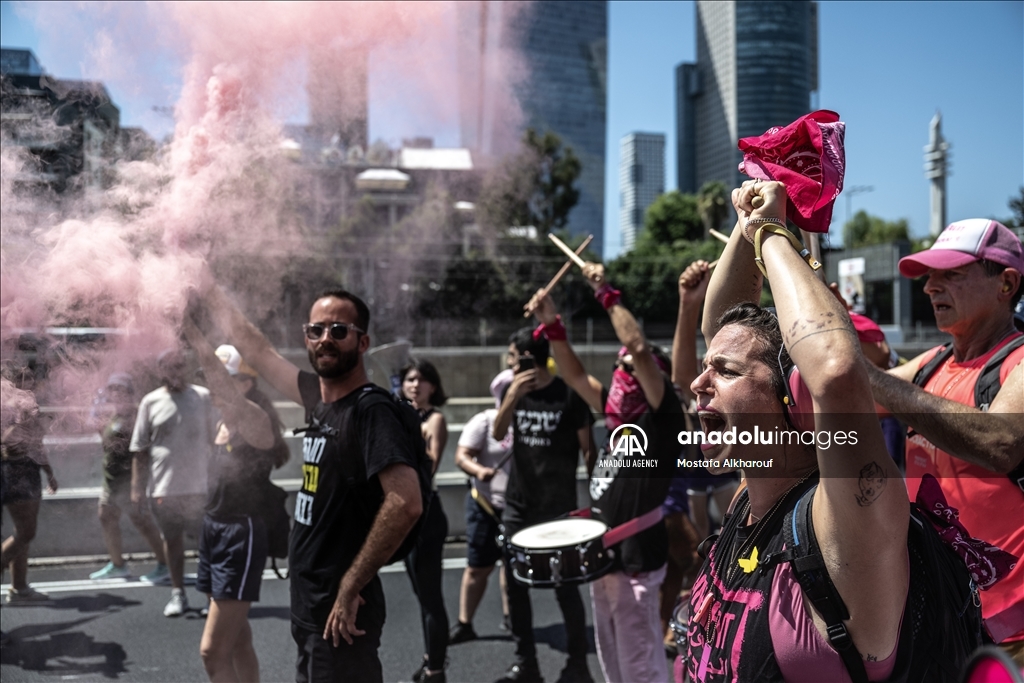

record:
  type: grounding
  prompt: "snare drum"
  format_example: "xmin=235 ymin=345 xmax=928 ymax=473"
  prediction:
xmin=669 ymin=596 xmax=689 ymax=656
xmin=507 ymin=518 xmax=614 ymax=587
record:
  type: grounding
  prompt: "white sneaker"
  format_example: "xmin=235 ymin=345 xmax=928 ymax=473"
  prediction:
xmin=6 ymin=586 xmax=50 ymax=604
xmin=163 ymin=588 xmax=188 ymax=617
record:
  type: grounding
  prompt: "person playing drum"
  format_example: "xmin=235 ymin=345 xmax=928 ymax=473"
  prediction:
xmin=527 ymin=268 xmax=685 ymax=683
xmin=492 ymin=328 xmax=597 ymax=683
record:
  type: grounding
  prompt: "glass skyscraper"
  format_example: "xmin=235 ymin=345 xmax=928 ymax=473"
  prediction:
xmin=677 ymin=1 xmax=818 ymax=193
xmin=457 ymin=1 xmax=607 ymax=256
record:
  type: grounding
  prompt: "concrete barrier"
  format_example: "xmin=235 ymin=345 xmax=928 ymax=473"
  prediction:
xmin=6 ymin=471 xmax=594 ymax=560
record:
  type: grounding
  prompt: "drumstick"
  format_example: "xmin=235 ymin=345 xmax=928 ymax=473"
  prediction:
xmin=524 ymin=235 xmax=594 ymax=317
xmin=708 ymin=228 xmax=730 ymax=245
xmin=548 ymin=233 xmax=588 ymax=269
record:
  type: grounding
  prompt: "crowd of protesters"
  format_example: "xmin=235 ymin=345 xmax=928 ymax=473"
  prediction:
xmin=2 ymin=179 xmax=1021 ymax=683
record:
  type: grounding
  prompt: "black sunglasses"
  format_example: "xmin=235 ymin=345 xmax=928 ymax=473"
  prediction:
xmin=302 ymin=322 xmax=365 ymax=342
xmin=613 ymin=359 xmax=634 ymax=374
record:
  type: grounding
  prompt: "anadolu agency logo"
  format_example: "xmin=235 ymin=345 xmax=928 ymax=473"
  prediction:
xmin=609 ymin=424 xmax=648 ymax=457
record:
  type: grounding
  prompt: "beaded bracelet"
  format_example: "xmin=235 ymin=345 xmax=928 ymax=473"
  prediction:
xmin=753 ymin=224 xmax=823 ymax=278
xmin=594 ymin=283 xmax=621 ymax=309
xmin=533 ymin=315 xmax=567 ymax=341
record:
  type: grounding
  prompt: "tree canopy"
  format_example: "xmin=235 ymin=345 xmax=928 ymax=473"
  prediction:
xmin=842 ymin=210 xmax=910 ymax=249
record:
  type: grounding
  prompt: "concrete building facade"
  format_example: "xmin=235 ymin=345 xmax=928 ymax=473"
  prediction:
xmin=619 ymin=132 xmax=665 ymax=251
xmin=456 ymin=0 xmax=607 ymax=256
xmin=676 ymin=1 xmax=818 ymax=193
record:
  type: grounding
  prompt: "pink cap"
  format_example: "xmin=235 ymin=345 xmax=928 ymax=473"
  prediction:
xmin=899 ymin=219 xmax=1024 ymax=278
xmin=849 ymin=313 xmax=885 ymax=344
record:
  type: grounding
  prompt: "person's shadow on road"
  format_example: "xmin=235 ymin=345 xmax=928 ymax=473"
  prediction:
xmin=1 ymin=619 xmax=128 ymax=678
xmin=33 ymin=593 xmax=142 ymax=614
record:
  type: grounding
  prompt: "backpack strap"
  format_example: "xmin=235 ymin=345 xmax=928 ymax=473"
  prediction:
xmin=784 ymin=485 xmax=869 ymax=683
xmin=973 ymin=335 xmax=1024 ymax=411
xmin=911 ymin=343 xmax=954 ymax=390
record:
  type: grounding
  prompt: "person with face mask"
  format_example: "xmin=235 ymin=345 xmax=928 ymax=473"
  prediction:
xmin=526 ymin=268 xmax=685 ymax=683
xmin=130 ymin=349 xmax=216 ymax=617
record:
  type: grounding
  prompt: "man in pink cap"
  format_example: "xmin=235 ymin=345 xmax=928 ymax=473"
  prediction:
xmin=865 ymin=218 xmax=1024 ymax=665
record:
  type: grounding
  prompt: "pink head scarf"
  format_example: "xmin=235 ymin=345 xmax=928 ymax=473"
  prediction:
xmin=738 ymin=110 xmax=846 ymax=233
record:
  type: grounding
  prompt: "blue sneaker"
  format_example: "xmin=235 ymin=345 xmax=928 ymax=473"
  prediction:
xmin=90 ymin=562 xmax=132 ymax=580
xmin=140 ymin=563 xmax=171 ymax=586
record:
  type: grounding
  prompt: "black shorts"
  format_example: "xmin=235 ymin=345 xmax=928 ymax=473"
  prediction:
xmin=197 ymin=515 xmax=267 ymax=602
xmin=1 ymin=459 xmax=42 ymax=505
xmin=465 ymin=492 xmax=503 ymax=568
xmin=292 ymin=580 xmax=386 ymax=683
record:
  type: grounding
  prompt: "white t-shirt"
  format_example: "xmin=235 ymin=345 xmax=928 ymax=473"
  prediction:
xmin=458 ymin=409 xmax=512 ymax=510
xmin=130 ymin=385 xmax=215 ymax=498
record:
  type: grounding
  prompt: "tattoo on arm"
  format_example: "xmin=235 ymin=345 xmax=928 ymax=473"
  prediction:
xmin=855 ymin=462 xmax=887 ymax=507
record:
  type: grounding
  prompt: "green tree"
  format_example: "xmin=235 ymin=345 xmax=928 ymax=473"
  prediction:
xmin=642 ymin=191 xmax=702 ymax=245
xmin=1007 ymin=186 xmax=1024 ymax=227
xmin=697 ymin=181 xmax=729 ymax=240
xmin=843 ymin=210 xmax=910 ymax=248
xmin=477 ymin=129 xmax=581 ymax=233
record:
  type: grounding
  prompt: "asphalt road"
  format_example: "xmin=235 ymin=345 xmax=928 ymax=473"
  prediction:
xmin=1 ymin=548 xmax=668 ymax=683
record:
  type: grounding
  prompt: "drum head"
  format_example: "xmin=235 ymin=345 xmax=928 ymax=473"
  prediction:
xmin=510 ymin=518 xmax=608 ymax=549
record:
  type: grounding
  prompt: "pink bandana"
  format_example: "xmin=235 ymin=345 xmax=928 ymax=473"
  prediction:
xmin=915 ymin=474 xmax=1018 ymax=590
xmin=737 ymin=110 xmax=846 ymax=233
xmin=605 ymin=368 xmax=647 ymax=431
xmin=604 ymin=349 xmax=669 ymax=431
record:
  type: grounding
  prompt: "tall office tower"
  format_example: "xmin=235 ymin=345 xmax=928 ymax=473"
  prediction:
xmin=619 ymin=133 xmax=665 ymax=252
xmin=456 ymin=1 xmax=607 ymax=256
xmin=676 ymin=1 xmax=818 ymax=193
xmin=307 ymin=44 xmax=369 ymax=150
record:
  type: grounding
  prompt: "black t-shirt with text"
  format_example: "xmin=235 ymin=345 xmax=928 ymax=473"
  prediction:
xmin=291 ymin=372 xmax=420 ymax=630
xmin=590 ymin=375 xmax=684 ymax=573
xmin=503 ymin=376 xmax=593 ymax=525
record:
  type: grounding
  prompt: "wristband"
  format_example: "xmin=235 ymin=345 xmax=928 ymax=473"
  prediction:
xmin=533 ymin=315 xmax=567 ymax=341
xmin=753 ymin=224 xmax=823 ymax=278
xmin=595 ymin=283 xmax=621 ymax=309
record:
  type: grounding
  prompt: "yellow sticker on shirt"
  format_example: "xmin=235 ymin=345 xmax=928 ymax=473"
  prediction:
xmin=738 ymin=546 xmax=759 ymax=573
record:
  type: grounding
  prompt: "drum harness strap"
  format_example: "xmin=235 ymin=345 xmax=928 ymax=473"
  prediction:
xmin=568 ymin=505 xmax=666 ymax=550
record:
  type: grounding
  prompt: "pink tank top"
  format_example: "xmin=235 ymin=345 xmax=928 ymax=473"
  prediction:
xmin=769 ymin=560 xmax=901 ymax=682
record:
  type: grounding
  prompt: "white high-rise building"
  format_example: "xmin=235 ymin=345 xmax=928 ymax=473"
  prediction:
xmin=619 ymin=132 xmax=665 ymax=252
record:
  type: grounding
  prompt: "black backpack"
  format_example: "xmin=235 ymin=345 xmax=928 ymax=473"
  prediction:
xmin=911 ymin=335 xmax=1024 ymax=493
xmin=779 ymin=485 xmax=984 ymax=683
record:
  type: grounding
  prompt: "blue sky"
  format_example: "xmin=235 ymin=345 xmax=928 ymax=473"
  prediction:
xmin=3 ymin=1 xmax=1022 ymax=260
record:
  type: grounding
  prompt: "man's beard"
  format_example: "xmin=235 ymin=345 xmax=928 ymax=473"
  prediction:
xmin=309 ymin=345 xmax=360 ymax=379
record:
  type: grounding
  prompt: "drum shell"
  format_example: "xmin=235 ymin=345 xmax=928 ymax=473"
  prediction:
xmin=507 ymin=536 xmax=615 ymax=588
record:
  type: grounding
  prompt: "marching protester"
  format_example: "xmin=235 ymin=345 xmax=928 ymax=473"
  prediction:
xmin=130 ymin=349 xmax=216 ymax=617
xmin=526 ymin=262 xmax=684 ymax=683
xmin=449 ymin=371 xmax=514 ymax=645
xmin=181 ymin=314 xmax=290 ymax=683
xmin=864 ymin=218 xmax=1024 ymax=664
xmin=88 ymin=373 xmax=168 ymax=581
xmin=663 ymin=261 xmax=713 ymax=653
xmin=199 ymin=280 xmax=426 ymax=683
xmin=399 ymin=359 xmax=451 ymax=683
xmin=1 ymin=367 xmax=58 ymax=605
xmin=492 ymin=327 xmax=596 ymax=683
xmin=680 ymin=180 xmax=995 ymax=681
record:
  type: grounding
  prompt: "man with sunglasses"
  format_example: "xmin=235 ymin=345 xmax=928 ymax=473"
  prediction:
xmin=199 ymin=283 xmax=425 ymax=683
xmin=525 ymin=268 xmax=684 ymax=683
